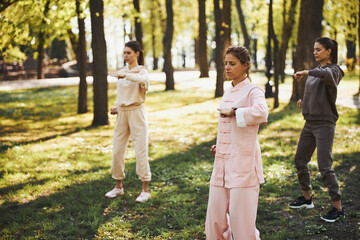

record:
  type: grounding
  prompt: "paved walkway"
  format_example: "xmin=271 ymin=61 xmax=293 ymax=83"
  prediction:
xmin=0 ymin=71 xmax=359 ymax=109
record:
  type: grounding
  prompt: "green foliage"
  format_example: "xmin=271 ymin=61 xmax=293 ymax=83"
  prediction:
xmin=0 ymin=75 xmax=359 ymax=239
xmin=0 ymin=0 xmax=76 ymax=61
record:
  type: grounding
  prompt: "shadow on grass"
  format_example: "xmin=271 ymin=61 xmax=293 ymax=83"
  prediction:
xmin=0 ymin=139 xmax=216 ymax=239
xmin=0 ymin=125 xmax=96 ymax=152
xmin=257 ymin=150 xmax=360 ymax=240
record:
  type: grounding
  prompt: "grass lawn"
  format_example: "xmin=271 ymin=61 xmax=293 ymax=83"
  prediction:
xmin=0 ymin=73 xmax=359 ymax=239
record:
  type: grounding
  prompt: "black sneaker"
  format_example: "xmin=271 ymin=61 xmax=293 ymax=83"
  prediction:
xmin=320 ymin=207 xmax=345 ymax=222
xmin=289 ymin=196 xmax=314 ymax=209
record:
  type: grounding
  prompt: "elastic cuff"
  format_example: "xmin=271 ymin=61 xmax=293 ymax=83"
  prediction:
xmin=235 ymin=108 xmax=246 ymax=127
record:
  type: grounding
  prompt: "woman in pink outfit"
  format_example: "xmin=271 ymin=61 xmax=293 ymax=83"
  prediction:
xmin=105 ymin=41 xmax=151 ymax=203
xmin=205 ymin=46 xmax=268 ymax=240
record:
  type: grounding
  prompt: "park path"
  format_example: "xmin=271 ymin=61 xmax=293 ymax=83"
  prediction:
xmin=0 ymin=70 xmax=359 ymax=109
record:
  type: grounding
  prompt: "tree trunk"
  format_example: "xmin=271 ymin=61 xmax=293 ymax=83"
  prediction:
xmin=150 ymin=4 xmax=158 ymax=70
xmin=198 ymin=0 xmax=209 ymax=78
xmin=90 ymin=0 xmax=109 ymax=126
xmin=37 ymin=0 xmax=51 ymax=79
xmin=214 ymin=0 xmax=225 ymax=97
xmin=279 ymin=0 xmax=298 ymax=83
xmin=37 ymin=32 xmax=45 ymax=79
xmin=291 ymin=0 xmax=323 ymax=102
xmin=358 ymin=0 xmax=360 ymax=95
xmin=163 ymin=0 xmax=175 ymax=90
xmin=133 ymin=0 xmax=143 ymax=48
xmin=223 ymin=0 xmax=231 ymax=49
xmin=76 ymin=0 xmax=88 ymax=114
xmin=235 ymin=0 xmax=250 ymax=50
xmin=269 ymin=0 xmax=280 ymax=109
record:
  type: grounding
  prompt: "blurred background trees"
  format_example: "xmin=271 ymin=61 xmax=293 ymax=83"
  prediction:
xmin=1 ymin=0 xmax=360 ymax=104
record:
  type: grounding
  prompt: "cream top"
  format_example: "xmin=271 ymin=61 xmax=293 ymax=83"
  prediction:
xmin=114 ymin=65 xmax=150 ymax=109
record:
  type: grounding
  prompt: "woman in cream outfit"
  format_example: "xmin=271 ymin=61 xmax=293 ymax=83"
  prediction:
xmin=205 ymin=46 xmax=268 ymax=239
xmin=105 ymin=41 xmax=151 ymax=203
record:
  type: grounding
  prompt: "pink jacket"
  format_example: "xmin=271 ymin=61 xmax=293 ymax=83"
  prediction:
xmin=210 ymin=78 xmax=268 ymax=188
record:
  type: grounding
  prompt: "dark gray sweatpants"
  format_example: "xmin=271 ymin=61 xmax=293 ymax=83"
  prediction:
xmin=294 ymin=120 xmax=341 ymax=202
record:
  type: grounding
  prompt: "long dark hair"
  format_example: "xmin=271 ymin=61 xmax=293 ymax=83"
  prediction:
xmin=224 ymin=46 xmax=252 ymax=81
xmin=315 ymin=37 xmax=338 ymax=64
xmin=125 ymin=40 xmax=144 ymax=66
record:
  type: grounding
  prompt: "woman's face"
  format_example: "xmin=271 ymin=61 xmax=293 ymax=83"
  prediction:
xmin=123 ymin=46 xmax=139 ymax=64
xmin=224 ymin=54 xmax=248 ymax=81
xmin=313 ymin=42 xmax=331 ymax=63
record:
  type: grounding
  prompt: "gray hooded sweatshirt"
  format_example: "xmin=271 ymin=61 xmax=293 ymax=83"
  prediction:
xmin=302 ymin=64 xmax=345 ymax=124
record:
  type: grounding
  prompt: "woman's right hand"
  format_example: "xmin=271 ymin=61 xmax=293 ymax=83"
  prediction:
xmin=117 ymin=69 xmax=126 ymax=79
xmin=210 ymin=145 xmax=216 ymax=155
xmin=110 ymin=107 xmax=118 ymax=115
xmin=297 ymin=99 xmax=303 ymax=108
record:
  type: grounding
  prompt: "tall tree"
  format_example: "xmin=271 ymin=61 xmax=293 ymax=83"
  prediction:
xmin=76 ymin=0 xmax=88 ymax=114
xmin=198 ymin=0 xmax=209 ymax=78
xmin=358 ymin=0 xmax=360 ymax=95
xmin=163 ymin=0 xmax=175 ymax=90
xmin=235 ymin=0 xmax=250 ymax=50
xmin=345 ymin=14 xmax=357 ymax=72
xmin=133 ymin=0 xmax=143 ymax=48
xmin=223 ymin=0 xmax=231 ymax=49
xmin=269 ymin=0 xmax=280 ymax=109
xmin=279 ymin=0 xmax=298 ymax=82
xmin=90 ymin=0 xmax=109 ymax=125
xmin=214 ymin=0 xmax=231 ymax=97
xmin=37 ymin=0 xmax=51 ymax=79
xmin=291 ymin=0 xmax=324 ymax=102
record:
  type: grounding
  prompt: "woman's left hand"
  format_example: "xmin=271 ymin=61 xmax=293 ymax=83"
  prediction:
xmin=219 ymin=108 xmax=235 ymax=118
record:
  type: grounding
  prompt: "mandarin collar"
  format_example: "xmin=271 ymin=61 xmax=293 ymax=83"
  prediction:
xmin=231 ymin=78 xmax=250 ymax=92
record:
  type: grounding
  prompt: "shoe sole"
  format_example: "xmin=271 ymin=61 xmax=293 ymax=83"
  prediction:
xmin=289 ymin=203 xmax=314 ymax=209
xmin=136 ymin=196 xmax=151 ymax=202
xmin=105 ymin=192 xmax=124 ymax=198
xmin=320 ymin=215 xmax=344 ymax=223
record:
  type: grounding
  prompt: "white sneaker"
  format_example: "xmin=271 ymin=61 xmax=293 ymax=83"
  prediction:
xmin=135 ymin=191 xmax=151 ymax=202
xmin=105 ymin=187 xmax=124 ymax=198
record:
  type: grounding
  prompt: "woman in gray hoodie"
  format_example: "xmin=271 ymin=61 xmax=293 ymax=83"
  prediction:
xmin=288 ymin=37 xmax=345 ymax=223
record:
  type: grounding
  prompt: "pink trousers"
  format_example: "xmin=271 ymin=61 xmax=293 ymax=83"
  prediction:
xmin=205 ymin=185 xmax=260 ymax=240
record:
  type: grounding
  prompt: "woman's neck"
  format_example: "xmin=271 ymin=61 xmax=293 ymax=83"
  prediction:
xmin=320 ymin=59 xmax=332 ymax=67
xmin=232 ymin=75 xmax=247 ymax=86
xmin=128 ymin=62 xmax=139 ymax=70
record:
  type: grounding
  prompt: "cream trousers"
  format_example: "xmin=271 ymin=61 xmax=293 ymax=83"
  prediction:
xmin=111 ymin=106 xmax=151 ymax=182
xmin=205 ymin=185 xmax=260 ymax=240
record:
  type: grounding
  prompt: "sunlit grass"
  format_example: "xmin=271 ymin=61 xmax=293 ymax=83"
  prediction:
xmin=0 ymin=76 xmax=359 ymax=239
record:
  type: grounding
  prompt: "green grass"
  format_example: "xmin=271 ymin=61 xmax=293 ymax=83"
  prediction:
xmin=0 ymin=73 xmax=359 ymax=239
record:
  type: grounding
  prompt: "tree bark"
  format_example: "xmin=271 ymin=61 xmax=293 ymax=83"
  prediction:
xmin=235 ymin=0 xmax=250 ymax=50
xmin=214 ymin=0 xmax=225 ymax=97
xmin=198 ymin=0 xmax=209 ymax=78
xmin=37 ymin=0 xmax=51 ymax=79
xmin=223 ymin=0 xmax=231 ymax=49
xmin=133 ymin=0 xmax=143 ymax=48
xmin=358 ymin=0 xmax=360 ymax=95
xmin=163 ymin=0 xmax=175 ymax=90
xmin=76 ymin=0 xmax=88 ymax=114
xmin=269 ymin=0 xmax=280 ymax=109
xmin=279 ymin=0 xmax=298 ymax=83
xmin=150 ymin=3 xmax=158 ymax=70
xmin=291 ymin=0 xmax=323 ymax=102
xmin=90 ymin=0 xmax=109 ymax=126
